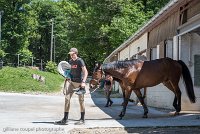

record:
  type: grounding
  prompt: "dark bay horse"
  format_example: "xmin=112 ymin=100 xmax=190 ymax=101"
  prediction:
xmin=91 ymin=57 xmax=196 ymax=119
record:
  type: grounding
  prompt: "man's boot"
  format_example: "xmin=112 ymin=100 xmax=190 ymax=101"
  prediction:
xmin=54 ymin=112 xmax=68 ymax=125
xmin=109 ymin=100 xmax=113 ymax=106
xmin=74 ymin=112 xmax=85 ymax=125
xmin=105 ymin=99 xmax=109 ymax=107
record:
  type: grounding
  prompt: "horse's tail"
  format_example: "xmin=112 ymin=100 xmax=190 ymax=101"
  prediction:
xmin=177 ymin=60 xmax=196 ymax=103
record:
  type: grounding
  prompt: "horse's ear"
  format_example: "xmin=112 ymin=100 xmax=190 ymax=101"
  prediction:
xmin=99 ymin=64 xmax=102 ymax=69
xmin=96 ymin=62 xmax=101 ymax=68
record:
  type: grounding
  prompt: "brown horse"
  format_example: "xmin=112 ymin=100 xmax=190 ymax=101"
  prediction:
xmin=91 ymin=57 xmax=196 ymax=119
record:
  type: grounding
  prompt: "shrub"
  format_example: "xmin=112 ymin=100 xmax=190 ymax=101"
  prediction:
xmin=45 ymin=61 xmax=57 ymax=74
xmin=0 ymin=49 xmax=5 ymax=59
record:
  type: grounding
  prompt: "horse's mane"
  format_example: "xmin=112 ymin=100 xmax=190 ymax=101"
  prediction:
xmin=102 ymin=59 xmax=141 ymax=70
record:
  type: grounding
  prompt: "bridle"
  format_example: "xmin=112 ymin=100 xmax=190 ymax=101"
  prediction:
xmin=89 ymin=66 xmax=105 ymax=93
xmin=91 ymin=66 xmax=105 ymax=84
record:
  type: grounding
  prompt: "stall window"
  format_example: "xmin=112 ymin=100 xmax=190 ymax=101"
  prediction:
xmin=150 ymin=47 xmax=157 ymax=60
xmin=165 ymin=40 xmax=173 ymax=58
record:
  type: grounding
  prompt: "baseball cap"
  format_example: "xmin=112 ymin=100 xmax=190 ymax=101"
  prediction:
xmin=68 ymin=48 xmax=78 ymax=54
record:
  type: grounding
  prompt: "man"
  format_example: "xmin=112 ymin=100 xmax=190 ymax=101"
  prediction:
xmin=103 ymin=74 xmax=113 ymax=107
xmin=55 ymin=47 xmax=88 ymax=125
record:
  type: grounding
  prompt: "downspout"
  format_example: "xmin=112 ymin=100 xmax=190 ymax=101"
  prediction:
xmin=129 ymin=45 xmax=131 ymax=60
xmin=179 ymin=36 xmax=181 ymax=60
xmin=188 ymin=33 xmax=192 ymax=67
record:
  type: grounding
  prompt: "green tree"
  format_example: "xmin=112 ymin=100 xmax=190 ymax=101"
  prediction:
xmin=0 ymin=0 xmax=170 ymax=72
xmin=29 ymin=0 xmax=79 ymax=63
xmin=0 ymin=0 xmax=36 ymax=64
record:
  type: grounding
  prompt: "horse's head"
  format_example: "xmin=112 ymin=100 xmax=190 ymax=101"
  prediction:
xmin=89 ymin=63 xmax=104 ymax=89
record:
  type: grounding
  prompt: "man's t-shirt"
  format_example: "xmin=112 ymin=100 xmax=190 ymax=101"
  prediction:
xmin=69 ymin=58 xmax=85 ymax=83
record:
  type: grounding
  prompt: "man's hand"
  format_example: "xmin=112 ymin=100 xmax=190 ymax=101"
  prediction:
xmin=63 ymin=78 xmax=69 ymax=95
xmin=63 ymin=89 xmax=66 ymax=95
xmin=81 ymin=82 xmax=86 ymax=87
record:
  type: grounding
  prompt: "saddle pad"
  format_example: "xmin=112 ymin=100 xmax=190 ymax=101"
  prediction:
xmin=57 ymin=61 xmax=72 ymax=78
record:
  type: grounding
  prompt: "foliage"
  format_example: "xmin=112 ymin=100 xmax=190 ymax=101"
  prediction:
xmin=0 ymin=66 xmax=64 ymax=92
xmin=0 ymin=0 xmax=37 ymax=64
xmin=18 ymin=48 xmax=33 ymax=65
xmin=0 ymin=49 xmax=6 ymax=59
xmin=45 ymin=61 xmax=57 ymax=74
xmin=0 ymin=0 xmax=170 ymax=74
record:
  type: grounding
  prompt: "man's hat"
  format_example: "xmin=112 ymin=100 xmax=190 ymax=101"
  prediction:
xmin=68 ymin=48 xmax=78 ymax=54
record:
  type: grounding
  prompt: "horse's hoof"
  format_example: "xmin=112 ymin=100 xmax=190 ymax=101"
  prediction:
xmin=117 ymin=117 xmax=123 ymax=120
xmin=119 ymin=114 xmax=123 ymax=117
xmin=174 ymin=112 xmax=179 ymax=116
xmin=142 ymin=115 xmax=148 ymax=118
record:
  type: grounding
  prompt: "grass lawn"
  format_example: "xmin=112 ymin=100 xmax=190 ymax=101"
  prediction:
xmin=0 ymin=66 xmax=64 ymax=93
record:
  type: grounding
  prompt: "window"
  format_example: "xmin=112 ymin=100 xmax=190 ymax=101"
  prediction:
xmin=150 ymin=47 xmax=157 ymax=60
xmin=165 ymin=40 xmax=173 ymax=58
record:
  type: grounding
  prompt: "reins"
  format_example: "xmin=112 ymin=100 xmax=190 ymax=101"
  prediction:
xmin=64 ymin=79 xmax=100 ymax=95
xmin=85 ymin=65 xmax=105 ymax=95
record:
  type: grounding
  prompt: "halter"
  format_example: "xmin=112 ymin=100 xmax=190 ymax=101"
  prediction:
xmin=88 ymin=65 xmax=105 ymax=94
xmin=91 ymin=66 xmax=105 ymax=84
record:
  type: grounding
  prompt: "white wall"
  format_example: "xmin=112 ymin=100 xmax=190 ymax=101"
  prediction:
xmin=130 ymin=33 xmax=148 ymax=56
xmin=147 ymin=33 xmax=200 ymax=111
xmin=151 ymin=47 xmax=157 ymax=60
xmin=180 ymin=33 xmax=200 ymax=111
xmin=147 ymin=84 xmax=174 ymax=109
xmin=119 ymin=46 xmax=129 ymax=60
xmin=166 ymin=40 xmax=173 ymax=58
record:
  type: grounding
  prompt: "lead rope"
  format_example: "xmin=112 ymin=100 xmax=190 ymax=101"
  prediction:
xmin=63 ymin=79 xmax=100 ymax=95
xmin=86 ymin=85 xmax=100 ymax=95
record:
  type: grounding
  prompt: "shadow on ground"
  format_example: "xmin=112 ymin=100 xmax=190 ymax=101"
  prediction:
xmin=90 ymin=90 xmax=200 ymax=132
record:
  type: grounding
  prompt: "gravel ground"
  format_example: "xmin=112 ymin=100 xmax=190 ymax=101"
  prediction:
xmin=1 ymin=82 xmax=200 ymax=134
xmin=69 ymin=127 xmax=200 ymax=134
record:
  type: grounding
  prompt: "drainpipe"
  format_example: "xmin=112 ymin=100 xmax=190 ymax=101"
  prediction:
xmin=179 ymin=36 xmax=181 ymax=60
xmin=188 ymin=33 xmax=192 ymax=67
xmin=173 ymin=36 xmax=179 ymax=60
xmin=157 ymin=45 xmax=160 ymax=59
xmin=129 ymin=45 xmax=131 ymax=60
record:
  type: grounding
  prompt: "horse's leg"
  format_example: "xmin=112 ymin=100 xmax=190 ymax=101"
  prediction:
xmin=134 ymin=89 xmax=148 ymax=118
xmin=143 ymin=87 xmax=147 ymax=104
xmin=173 ymin=84 xmax=182 ymax=115
xmin=121 ymin=91 xmax=125 ymax=106
xmin=121 ymin=92 xmax=135 ymax=106
xmin=128 ymin=98 xmax=135 ymax=103
xmin=163 ymin=81 xmax=181 ymax=116
xmin=143 ymin=87 xmax=147 ymax=99
xmin=118 ymin=89 xmax=132 ymax=119
xmin=119 ymin=81 xmax=134 ymax=109
xmin=163 ymin=81 xmax=177 ymax=110
xmin=89 ymin=81 xmax=92 ymax=88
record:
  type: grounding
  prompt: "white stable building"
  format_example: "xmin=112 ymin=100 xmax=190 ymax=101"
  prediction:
xmin=104 ymin=0 xmax=200 ymax=111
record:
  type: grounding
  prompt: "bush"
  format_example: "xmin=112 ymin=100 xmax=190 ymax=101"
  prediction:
xmin=0 ymin=49 xmax=6 ymax=59
xmin=45 ymin=61 xmax=57 ymax=74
